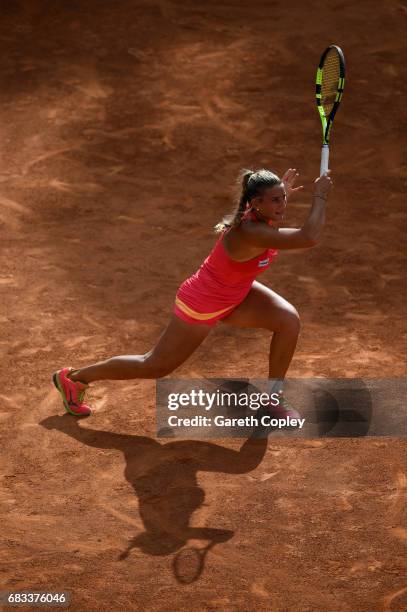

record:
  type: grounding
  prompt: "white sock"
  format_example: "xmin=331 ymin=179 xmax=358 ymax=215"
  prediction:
xmin=69 ymin=370 xmax=88 ymax=385
xmin=265 ymin=378 xmax=284 ymax=397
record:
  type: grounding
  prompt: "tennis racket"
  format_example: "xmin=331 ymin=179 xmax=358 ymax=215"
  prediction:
xmin=316 ymin=45 xmax=346 ymax=176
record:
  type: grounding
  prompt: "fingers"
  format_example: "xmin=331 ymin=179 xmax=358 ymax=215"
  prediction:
xmin=319 ymin=169 xmax=333 ymax=180
xmin=284 ymin=168 xmax=300 ymax=182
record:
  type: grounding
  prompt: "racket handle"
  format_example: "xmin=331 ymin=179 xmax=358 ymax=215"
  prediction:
xmin=320 ymin=144 xmax=329 ymax=176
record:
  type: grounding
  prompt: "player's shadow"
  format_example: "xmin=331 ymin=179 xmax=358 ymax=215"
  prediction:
xmin=40 ymin=414 xmax=269 ymax=563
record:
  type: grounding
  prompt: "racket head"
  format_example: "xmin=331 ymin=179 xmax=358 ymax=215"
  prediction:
xmin=316 ymin=45 xmax=346 ymax=144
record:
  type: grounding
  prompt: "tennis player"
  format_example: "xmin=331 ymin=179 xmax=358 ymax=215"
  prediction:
xmin=52 ymin=167 xmax=333 ymax=417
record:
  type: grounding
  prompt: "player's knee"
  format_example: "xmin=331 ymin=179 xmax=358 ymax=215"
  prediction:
xmin=154 ymin=363 xmax=176 ymax=378
xmin=271 ymin=304 xmax=300 ymax=335
xmin=283 ymin=306 xmax=300 ymax=335
xmin=142 ymin=353 xmax=176 ymax=378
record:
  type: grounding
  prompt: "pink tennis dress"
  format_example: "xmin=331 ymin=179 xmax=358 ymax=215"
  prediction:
xmin=174 ymin=211 xmax=278 ymax=326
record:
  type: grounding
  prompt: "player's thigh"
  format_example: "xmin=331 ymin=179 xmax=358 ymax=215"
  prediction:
xmin=220 ymin=281 xmax=300 ymax=332
xmin=144 ymin=313 xmax=212 ymax=375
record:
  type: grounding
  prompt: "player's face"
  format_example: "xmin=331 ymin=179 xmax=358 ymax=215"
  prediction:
xmin=255 ymin=184 xmax=287 ymax=223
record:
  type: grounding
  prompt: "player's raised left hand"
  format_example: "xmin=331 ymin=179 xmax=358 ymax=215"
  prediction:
xmin=282 ymin=168 xmax=304 ymax=199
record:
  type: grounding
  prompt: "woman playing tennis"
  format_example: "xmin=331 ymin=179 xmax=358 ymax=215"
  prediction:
xmin=52 ymin=167 xmax=333 ymax=417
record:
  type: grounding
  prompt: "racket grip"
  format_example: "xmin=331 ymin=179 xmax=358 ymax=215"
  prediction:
xmin=320 ymin=144 xmax=329 ymax=176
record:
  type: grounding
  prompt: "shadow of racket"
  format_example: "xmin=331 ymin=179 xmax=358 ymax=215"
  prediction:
xmin=172 ymin=530 xmax=233 ymax=584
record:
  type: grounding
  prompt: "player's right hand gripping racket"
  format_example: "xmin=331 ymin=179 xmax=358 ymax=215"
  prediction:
xmin=316 ymin=45 xmax=346 ymax=176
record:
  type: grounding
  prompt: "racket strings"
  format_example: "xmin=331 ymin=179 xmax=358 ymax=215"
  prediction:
xmin=321 ymin=50 xmax=340 ymax=116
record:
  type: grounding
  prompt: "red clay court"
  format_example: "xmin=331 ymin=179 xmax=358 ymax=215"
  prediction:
xmin=0 ymin=1 xmax=406 ymax=610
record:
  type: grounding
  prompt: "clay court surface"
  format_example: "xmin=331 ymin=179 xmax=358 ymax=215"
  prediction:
xmin=1 ymin=0 xmax=406 ymax=610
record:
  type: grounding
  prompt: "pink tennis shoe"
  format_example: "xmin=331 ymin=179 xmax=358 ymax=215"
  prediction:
xmin=269 ymin=392 xmax=301 ymax=421
xmin=52 ymin=367 xmax=92 ymax=416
